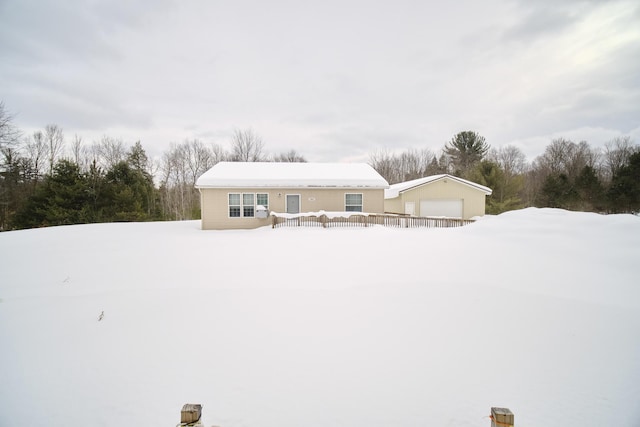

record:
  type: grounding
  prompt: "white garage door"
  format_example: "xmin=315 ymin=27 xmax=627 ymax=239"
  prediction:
xmin=420 ymin=199 xmax=463 ymax=218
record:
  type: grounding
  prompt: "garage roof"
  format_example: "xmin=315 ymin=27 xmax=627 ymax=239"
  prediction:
xmin=384 ymin=174 xmax=492 ymax=199
xmin=196 ymin=162 xmax=389 ymax=189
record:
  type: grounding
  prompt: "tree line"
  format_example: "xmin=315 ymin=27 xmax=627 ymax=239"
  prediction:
xmin=0 ymin=102 xmax=306 ymax=230
xmin=1 ymin=101 xmax=638 ymax=230
xmin=370 ymin=131 xmax=640 ymax=215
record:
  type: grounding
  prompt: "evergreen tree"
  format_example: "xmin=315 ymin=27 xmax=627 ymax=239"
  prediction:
xmin=127 ymin=141 xmax=151 ymax=174
xmin=539 ymin=174 xmax=577 ymax=209
xmin=608 ymin=152 xmax=640 ymax=213
xmin=444 ymin=131 xmax=490 ymax=178
xmin=127 ymin=141 xmax=160 ymax=218
xmin=0 ymin=102 xmax=23 ymax=229
xmin=85 ymin=160 xmax=107 ymax=222
xmin=11 ymin=160 xmax=93 ymax=228
xmin=574 ymin=165 xmax=605 ymax=212
xmin=0 ymin=147 xmax=24 ymax=229
xmin=469 ymin=160 xmax=523 ymax=214
xmin=103 ymin=160 xmax=158 ymax=221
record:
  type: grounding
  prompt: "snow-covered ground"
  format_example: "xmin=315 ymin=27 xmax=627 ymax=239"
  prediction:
xmin=0 ymin=208 xmax=639 ymax=427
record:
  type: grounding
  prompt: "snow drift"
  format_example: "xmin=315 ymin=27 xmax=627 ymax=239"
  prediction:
xmin=0 ymin=208 xmax=639 ymax=427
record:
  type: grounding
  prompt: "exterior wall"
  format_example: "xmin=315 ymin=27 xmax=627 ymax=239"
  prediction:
xmin=384 ymin=178 xmax=487 ymax=219
xmin=200 ymin=187 xmax=385 ymax=230
xmin=384 ymin=197 xmax=403 ymax=215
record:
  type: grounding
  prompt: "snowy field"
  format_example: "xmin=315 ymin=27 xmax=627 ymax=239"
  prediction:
xmin=1 ymin=208 xmax=639 ymax=427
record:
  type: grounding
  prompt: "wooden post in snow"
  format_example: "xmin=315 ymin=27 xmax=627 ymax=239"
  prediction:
xmin=178 ymin=404 xmax=203 ymax=426
xmin=491 ymin=407 xmax=514 ymax=427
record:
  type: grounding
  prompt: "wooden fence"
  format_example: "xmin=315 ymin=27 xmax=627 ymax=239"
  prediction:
xmin=272 ymin=214 xmax=475 ymax=229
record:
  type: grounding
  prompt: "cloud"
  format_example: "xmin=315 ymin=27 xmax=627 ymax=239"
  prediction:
xmin=1 ymin=0 xmax=639 ymax=164
xmin=500 ymin=3 xmax=582 ymax=44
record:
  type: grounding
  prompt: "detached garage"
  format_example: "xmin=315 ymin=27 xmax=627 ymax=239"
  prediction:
xmin=384 ymin=174 xmax=492 ymax=219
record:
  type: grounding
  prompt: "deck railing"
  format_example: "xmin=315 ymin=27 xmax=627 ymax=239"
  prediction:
xmin=271 ymin=213 xmax=475 ymax=229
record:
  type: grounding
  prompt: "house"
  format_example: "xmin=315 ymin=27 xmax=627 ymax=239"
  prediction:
xmin=384 ymin=174 xmax=492 ymax=219
xmin=195 ymin=162 xmax=389 ymax=230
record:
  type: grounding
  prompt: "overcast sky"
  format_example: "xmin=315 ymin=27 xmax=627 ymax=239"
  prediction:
xmin=1 ymin=0 xmax=639 ymax=163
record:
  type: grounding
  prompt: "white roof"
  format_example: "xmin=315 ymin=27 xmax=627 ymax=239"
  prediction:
xmin=384 ymin=174 xmax=492 ymax=199
xmin=195 ymin=162 xmax=389 ymax=188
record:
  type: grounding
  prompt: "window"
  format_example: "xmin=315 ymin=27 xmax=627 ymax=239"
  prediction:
xmin=229 ymin=193 xmax=241 ymax=217
xmin=243 ymin=193 xmax=255 ymax=217
xmin=229 ymin=192 xmax=269 ymax=218
xmin=345 ymin=193 xmax=363 ymax=212
xmin=256 ymin=193 xmax=269 ymax=210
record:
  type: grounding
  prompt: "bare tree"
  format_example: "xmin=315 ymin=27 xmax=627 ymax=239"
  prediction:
xmin=44 ymin=124 xmax=64 ymax=174
xmin=272 ymin=149 xmax=307 ymax=162
xmin=71 ymin=134 xmax=83 ymax=165
xmin=24 ymin=131 xmax=49 ymax=182
xmin=369 ymin=149 xmax=397 ymax=183
xmin=370 ymin=147 xmax=437 ymax=184
xmin=602 ymin=136 xmax=639 ymax=182
xmin=534 ymin=138 xmax=597 ymax=179
xmin=158 ymin=140 xmax=221 ymax=221
xmin=0 ymin=101 xmax=20 ymax=150
xmin=182 ymin=139 xmax=215 ymax=184
xmin=70 ymin=134 xmax=93 ymax=172
xmin=486 ymin=145 xmax=528 ymax=207
xmin=570 ymin=141 xmax=598 ymax=179
xmin=210 ymin=143 xmax=228 ymax=164
xmin=399 ymin=148 xmax=434 ymax=181
xmin=489 ymin=145 xmax=527 ymax=176
xmin=97 ymin=136 xmax=126 ymax=170
xmin=229 ymin=128 xmax=265 ymax=162
xmin=527 ymin=138 xmax=603 ymax=208
xmin=87 ymin=143 xmax=102 ymax=168
xmin=159 ymin=148 xmax=178 ymax=219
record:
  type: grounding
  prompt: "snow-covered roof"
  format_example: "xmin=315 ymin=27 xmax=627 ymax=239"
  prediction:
xmin=195 ymin=162 xmax=389 ymax=189
xmin=384 ymin=174 xmax=492 ymax=199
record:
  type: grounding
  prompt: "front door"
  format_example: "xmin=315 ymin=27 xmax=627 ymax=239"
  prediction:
xmin=286 ymin=194 xmax=300 ymax=214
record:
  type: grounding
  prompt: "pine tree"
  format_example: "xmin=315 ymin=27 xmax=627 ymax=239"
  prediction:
xmin=539 ymin=174 xmax=578 ymax=209
xmin=11 ymin=160 xmax=92 ymax=228
xmin=608 ymin=152 xmax=640 ymax=213
xmin=444 ymin=131 xmax=490 ymax=178
xmin=103 ymin=161 xmax=158 ymax=221
xmin=574 ymin=165 xmax=605 ymax=212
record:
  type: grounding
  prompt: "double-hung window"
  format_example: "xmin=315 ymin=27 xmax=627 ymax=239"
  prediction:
xmin=229 ymin=192 xmax=269 ymax=217
xmin=229 ymin=193 xmax=241 ymax=217
xmin=256 ymin=193 xmax=269 ymax=210
xmin=243 ymin=194 xmax=255 ymax=217
xmin=345 ymin=193 xmax=363 ymax=212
